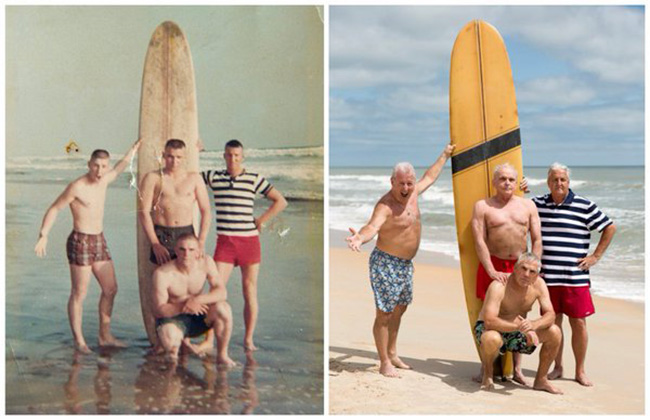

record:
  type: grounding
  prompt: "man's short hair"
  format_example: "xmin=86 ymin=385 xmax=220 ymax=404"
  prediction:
xmin=90 ymin=149 xmax=110 ymax=160
xmin=492 ymin=163 xmax=518 ymax=180
xmin=547 ymin=162 xmax=571 ymax=180
xmin=175 ymin=232 xmax=199 ymax=247
xmin=225 ymin=139 xmax=244 ymax=150
xmin=392 ymin=162 xmax=415 ymax=178
xmin=165 ymin=139 xmax=186 ymax=150
xmin=516 ymin=252 xmax=541 ymax=272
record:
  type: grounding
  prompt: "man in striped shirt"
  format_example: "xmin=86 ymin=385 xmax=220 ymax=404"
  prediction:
xmin=531 ymin=163 xmax=616 ymax=387
xmin=202 ymin=139 xmax=287 ymax=351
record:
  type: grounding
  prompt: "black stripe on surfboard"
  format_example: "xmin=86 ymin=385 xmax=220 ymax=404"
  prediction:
xmin=451 ymin=128 xmax=521 ymax=174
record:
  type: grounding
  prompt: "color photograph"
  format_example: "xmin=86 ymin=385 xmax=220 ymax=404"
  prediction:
xmin=6 ymin=5 xmax=323 ymax=414
xmin=329 ymin=5 xmax=644 ymax=414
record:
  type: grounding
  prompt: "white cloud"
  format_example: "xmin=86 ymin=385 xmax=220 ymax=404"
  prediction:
xmin=518 ymin=76 xmax=597 ymax=107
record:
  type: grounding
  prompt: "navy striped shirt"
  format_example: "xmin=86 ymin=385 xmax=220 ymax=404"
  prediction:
xmin=202 ymin=169 xmax=272 ymax=237
xmin=532 ymin=189 xmax=613 ymax=287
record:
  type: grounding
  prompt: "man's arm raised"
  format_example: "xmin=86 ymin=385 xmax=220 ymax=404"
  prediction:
xmin=34 ymin=183 xmax=77 ymax=257
xmin=104 ymin=139 xmax=142 ymax=184
xmin=416 ymin=143 xmax=454 ymax=194
xmin=346 ymin=201 xmax=390 ymax=252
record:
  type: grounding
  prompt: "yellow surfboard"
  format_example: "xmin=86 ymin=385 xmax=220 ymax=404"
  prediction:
xmin=137 ymin=21 xmax=200 ymax=345
xmin=449 ymin=20 xmax=524 ymax=375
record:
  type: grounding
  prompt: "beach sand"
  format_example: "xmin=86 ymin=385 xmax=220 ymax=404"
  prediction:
xmin=329 ymin=235 xmax=644 ymax=414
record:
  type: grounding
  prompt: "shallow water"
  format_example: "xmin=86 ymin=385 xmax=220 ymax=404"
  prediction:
xmin=6 ymin=154 xmax=324 ymax=414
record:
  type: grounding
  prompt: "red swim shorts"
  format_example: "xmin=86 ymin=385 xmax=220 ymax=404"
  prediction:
xmin=476 ymin=255 xmax=517 ymax=300
xmin=548 ymin=286 xmax=595 ymax=318
xmin=213 ymin=235 xmax=261 ymax=266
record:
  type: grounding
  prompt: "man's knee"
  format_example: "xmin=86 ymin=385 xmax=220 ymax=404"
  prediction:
xmin=569 ymin=317 xmax=588 ymax=332
xmin=543 ymin=324 xmax=562 ymax=345
xmin=212 ymin=301 xmax=233 ymax=322
xmin=375 ymin=310 xmax=392 ymax=327
xmin=479 ymin=330 xmax=503 ymax=354
xmin=102 ymin=284 xmax=118 ymax=298
xmin=158 ymin=324 xmax=184 ymax=350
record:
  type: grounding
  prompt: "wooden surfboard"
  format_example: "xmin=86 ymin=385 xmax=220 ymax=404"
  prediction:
xmin=137 ymin=21 xmax=200 ymax=345
xmin=449 ymin=20 xmax=524 ymax=374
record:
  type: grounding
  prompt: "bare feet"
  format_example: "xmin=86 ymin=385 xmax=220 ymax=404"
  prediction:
xmin=244 ymin=340 xmax=258 ymax=352
xmin=389 ymin=356 xmax=412 ymax=370
xmin=217 ymin=355 xmax=237 ymax=368
xmin=533 ymin=378 xmax=564 ymax=394
xmin=181 ymin=339 xmax=207 ymax=358
xmin=98 ymin=335 xmax=127 ymax=348
xmin=379 ymin=362 xmax=400 ymax=378
xmin=547 ymin=366 xmax=563 ymax=380
xmin=75 ymin=343 xmax=93 ymax=355
xmin=196 ymin=338 xmax=214 ymax=355
xmin=512 ymin=369 xmax=530 ymax=387
xmin=575 ymin=372 xmax=593 ymax=387
xmin=480 ymin=377 xmax=495 ymax=391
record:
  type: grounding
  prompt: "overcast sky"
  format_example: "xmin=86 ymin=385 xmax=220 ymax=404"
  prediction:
xmin=6 ymin=6 xmax=323 ymax=158
xmin=330 ymin=5 xmax=644 ymax=167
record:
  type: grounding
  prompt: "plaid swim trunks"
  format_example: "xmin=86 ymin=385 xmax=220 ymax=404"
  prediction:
xmin=66 ymin=231 xmax=112 ymax=266
xmin=369 ymin=247 xmax=414 ymax=313
xmin=474 ymin=320 xmax=537 ymax=355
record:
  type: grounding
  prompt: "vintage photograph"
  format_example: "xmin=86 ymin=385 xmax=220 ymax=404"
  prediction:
xmin=6 ymin=5 xmax=324 ymax=414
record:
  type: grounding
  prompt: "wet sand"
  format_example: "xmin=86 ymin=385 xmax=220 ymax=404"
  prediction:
xmin=329 ymin=232 xmax=644 ymax=415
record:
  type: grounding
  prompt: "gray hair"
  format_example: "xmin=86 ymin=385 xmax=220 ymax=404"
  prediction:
xmin=547 ymin=162 xmax=571 ymax=180
xmin=392 ymin=162 xmax=416 ymax=178
xmin=492 ymin=163 xmax=518 ymax=180
xmin=516 ymin=252 xmax=541 ymax=272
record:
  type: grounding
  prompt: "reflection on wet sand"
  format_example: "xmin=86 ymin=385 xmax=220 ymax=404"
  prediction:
xmin=132 ymin=351 xmax=259 ymax=414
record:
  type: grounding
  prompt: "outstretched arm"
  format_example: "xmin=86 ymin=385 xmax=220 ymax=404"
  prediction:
xmin=346 ymin=202 xmax=390 ymax=252
xmin=255 ymin=187 xmax=288 ymax=232
xmin=35 ymin=184 xmax=76 ymax=257
xmin=104 ymin=139 xmax=142 ymax=184
xmin=416 ymin=143 xmax=454 ymax=194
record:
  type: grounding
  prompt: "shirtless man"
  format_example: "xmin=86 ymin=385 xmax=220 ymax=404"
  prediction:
xmin=35 ymin=139 xmax=141 ymax=353
xmin=139 ymin=139 xmax=212 ymax=350
xmin=475 ymin=252 xmax=562 ymax=394
xmin=347 ymin=143 xmax=454 ymax=377
xmin=471 ymin=163 xmax=542 ymax=384
xmin=152 ymin=233 xmax=235 ymax=366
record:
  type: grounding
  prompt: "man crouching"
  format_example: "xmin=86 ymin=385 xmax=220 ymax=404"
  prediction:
xmin=152 ymin=233 xmax=235 ymax=366
xmin=475 ymin=252 xmax=562 ymax=394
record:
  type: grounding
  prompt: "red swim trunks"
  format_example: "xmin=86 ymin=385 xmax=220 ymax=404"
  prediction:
xmin=213 ymin=235 xmax=261 ymax=266
xmin=548 ymin=286 xmax=595 ymax=318
xmin=476 ymin=255 xmax=517 ymax=300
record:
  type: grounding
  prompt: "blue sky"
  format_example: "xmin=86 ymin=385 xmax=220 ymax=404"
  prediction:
xmin=329 ymin=5 xmax=644 ymax=167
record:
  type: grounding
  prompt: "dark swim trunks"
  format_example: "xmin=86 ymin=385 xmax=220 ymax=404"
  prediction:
xmin=156 ymin=313 xmax=211 ymax=338
xmin=476 ymin=255 xmax=517 ymax=300
xmin=474 ymin=320 xmax=537 ymax=355
xmin=66 ymin=231 xmax=112 ymax=266
xmin=149 ymin=224 xmax=195 ymax=264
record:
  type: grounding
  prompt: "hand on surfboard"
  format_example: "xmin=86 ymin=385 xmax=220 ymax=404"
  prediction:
xmin=520 ymin=177 xmax=530 ymax=194
xmin=346 ymin=228 xmax=363 ymax=252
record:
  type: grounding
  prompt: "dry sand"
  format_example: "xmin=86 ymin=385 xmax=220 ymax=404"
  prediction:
xmin=329 ymin=244 xmax=644 ymax=415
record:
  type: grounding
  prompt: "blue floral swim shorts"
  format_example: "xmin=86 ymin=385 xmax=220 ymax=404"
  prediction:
xmin=369 ymin=247 xmax=414 ymax=313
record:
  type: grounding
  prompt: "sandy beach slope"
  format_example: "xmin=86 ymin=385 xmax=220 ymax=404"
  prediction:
xmin=329 ymin=243 xmax=644 ymax=414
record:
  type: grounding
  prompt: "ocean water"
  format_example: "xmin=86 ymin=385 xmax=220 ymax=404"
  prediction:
xmin=6 ymin=146 xmax=323 ymax=414
xmin=330 ymin=166 xmax=644 ymax=303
